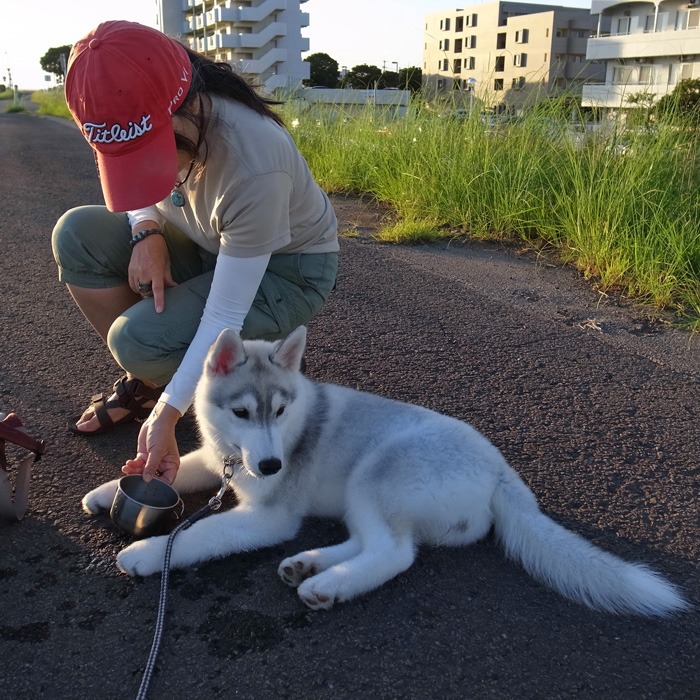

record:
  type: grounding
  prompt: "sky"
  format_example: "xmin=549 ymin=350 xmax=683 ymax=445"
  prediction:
xmin=3 ymin=0 xmax=590 ymax=90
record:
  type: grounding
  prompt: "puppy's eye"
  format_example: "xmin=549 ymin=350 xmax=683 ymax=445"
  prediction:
xmin=233 ymin=408 xmax=249 ymax=420
xmin=276 ymin=406 xmax=285 ymax=417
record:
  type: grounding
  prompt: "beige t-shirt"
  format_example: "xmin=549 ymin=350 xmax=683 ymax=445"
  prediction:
xmin=154 ymin=95 xmax=338 ymax=257
xmin=129 ymin=97 xmax=338 ymax=414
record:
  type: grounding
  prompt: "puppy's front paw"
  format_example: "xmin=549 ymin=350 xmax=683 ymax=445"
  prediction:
xmin=297 ymin=580 xmax=338 ymax=611
xmin=116 ymin=537 xmax=168 ymax=577
xmin=278 ymin=554 xmax=320 ymax=588
xmin=297 ymin=570 xmax=348 ymax=611
xmin=82 ymin=480 xmax=119 ymax=514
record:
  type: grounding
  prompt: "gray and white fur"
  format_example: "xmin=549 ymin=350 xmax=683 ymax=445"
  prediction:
xmin=82 ymin=327 xmax=689 ymax=615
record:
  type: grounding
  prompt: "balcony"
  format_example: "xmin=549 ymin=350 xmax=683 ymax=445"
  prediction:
xmin=587 ymin=25 xmax=700 ymax=59
xmin=586 ymin=29 xmax=700 ymax=61
xmin=207 ymin=0 xmax=288 ymax=25
xmin=206 ymin=22 xmax=287 ymax=51
xmin=582 ymin=80 xmax=675 ymax=107
xmin=233 ymin=47 xmax=288 ymax=76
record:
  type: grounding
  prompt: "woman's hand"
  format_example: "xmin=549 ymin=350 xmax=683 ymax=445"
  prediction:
xmin=128 ymin=223 xmax=177 ymax=313
xmin=122 ymin=402 xmax=182 ymax=484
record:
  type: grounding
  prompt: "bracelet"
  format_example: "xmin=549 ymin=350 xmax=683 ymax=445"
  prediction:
xmin=129 ymin=228 xmax=164 ymax=249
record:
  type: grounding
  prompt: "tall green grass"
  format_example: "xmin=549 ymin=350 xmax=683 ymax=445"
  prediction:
xmin=281 ymin=99 xmax=699 ymax=326
xmin=30 ymin=87 xmax=72 ymax=119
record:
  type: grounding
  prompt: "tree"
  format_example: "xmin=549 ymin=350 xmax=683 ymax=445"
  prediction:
xmin=399 ymin=67 xmax=423 ymax=93
xmin=379 ymin=71 xmax=400 ymax=89
xmin=655 ymin=79 xmax=700 ymax=126
xmin=40 ymin=45 xmax=72 ymax=82
xmin=303 ymin=52 xmax=339 ymax=88
xmin=626 ymin=91 xmax=656 ymax=127
xmin=341 ymin=64 xmax=382 ymax=89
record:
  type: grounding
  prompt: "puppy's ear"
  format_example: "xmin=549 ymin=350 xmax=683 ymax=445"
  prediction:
xmin=272 ymin=326 xmax=307 ymax=371
xmin=206 ymin=329 xmax=246 ymax=376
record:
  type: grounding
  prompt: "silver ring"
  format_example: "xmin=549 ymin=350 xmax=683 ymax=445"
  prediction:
xmin=137 ymin=281 xmax=153 ymax=294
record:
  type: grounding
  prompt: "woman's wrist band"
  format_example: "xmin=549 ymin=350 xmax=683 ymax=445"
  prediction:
xmin=130 ymin=228 xmax=164 ymax=249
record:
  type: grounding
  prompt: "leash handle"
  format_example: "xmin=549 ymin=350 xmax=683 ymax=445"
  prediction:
xmin=0 ymin=414 xmax=46 ymax=459
xmin=0 ymin=413 xmax=46 ymax=520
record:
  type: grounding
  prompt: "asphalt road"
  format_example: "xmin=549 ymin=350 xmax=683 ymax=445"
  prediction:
xmin=1 ymin=109 xmax=698 ymax=700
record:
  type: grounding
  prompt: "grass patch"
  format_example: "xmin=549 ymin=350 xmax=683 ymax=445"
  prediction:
xmin=281 ymin=96 xmax=699 ymax=326
xmin=375 ymin=216 xmax=444 ymax=243
xmin=30 ymin=87 xmax=72 ymax=119
xmin=5 ymin=104 xmax=26 ymax=113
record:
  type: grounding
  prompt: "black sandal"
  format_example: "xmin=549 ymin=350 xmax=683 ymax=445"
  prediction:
xmin=68 ymin=375 xmax=164 ymax=437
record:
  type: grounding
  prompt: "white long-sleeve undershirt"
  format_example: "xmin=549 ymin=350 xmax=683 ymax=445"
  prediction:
xmin=127 ymin=207 xmax=163 ymax=229
xmin=158 ymin=251 xmax=271 ymax=415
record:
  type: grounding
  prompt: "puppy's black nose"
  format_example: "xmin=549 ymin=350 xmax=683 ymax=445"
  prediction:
xmin=259 ymin=458 xmax=282 ymax=476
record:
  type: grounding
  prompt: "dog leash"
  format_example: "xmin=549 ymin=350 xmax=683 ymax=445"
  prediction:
xmin=135 ymin=457 xmax=237 ymax=700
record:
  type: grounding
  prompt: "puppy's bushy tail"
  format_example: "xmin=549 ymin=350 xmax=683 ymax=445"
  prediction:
xmin=491 ymin=468 xmax=689 ymax=616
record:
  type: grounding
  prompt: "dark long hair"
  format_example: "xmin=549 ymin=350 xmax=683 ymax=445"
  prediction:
xmin=174 ymin=46 xmax=285 ymax=168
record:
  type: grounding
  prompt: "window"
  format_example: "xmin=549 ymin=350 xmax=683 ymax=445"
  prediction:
xmin=443 ymin=59 xmax=449 ymax=71
xmin=465 ymin=13 xmax=478 ymax=27
xmin=644 ymin=14 xmax=655 ymax=32
xmin=494 ymin=78 xmax=504 ymax=90
xmin=639 ymin=66 xmax=653 ymax=84
xmin=468 ymin=35 xmax=478 ymax=49
xmin=612 ymin=66 xmax=634 ymax=84
xmin=454 ymin=59 xmax=462 ymax=74
xmin=514 ymin=53 xmax=528 ymax=67
xmin=466 ymin=56 xmax=476 ymax=70
xmin=444 ymin=38 xmax=450 ymax=51
xmin=681 ymin=63 xmax=694 ymax=80
xmin=512 ymin=76 xmax=526 ymax=89
xmin=689 ymin=10 xmax=700 ymax=29
xmin=515 ymin=29 xmax=529 ymax=43
xmin=455 ymin=38 xmax=463 ymax=53
xmin=440 ymin=17 xmax=451 ymax=31
xmin=456 ymin=16 xmax=464 ymax=32
xmin=616 ymin=17 xmax=631 ymax=34
xmin=496 ymin=32 xmax=506 ymax=49
xmin=495 ymin=55 xmax=505 ymax=72
xmin=556 ymin=28 xmax=567 ymax=37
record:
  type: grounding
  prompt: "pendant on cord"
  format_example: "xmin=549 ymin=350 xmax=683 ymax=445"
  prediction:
xmin=170 ymin=188 xmax=186 ymax=207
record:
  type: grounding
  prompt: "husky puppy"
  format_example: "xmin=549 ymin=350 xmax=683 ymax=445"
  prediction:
xmin=83 ymin=327 xmax=688 ymax=615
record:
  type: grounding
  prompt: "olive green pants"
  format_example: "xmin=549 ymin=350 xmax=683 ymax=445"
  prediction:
xmin=52 ymin=206 xmax=338 ymax=385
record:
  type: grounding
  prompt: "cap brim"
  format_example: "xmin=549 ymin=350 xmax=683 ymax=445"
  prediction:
xmin=94 ymin=125 xmax=179 ymax=212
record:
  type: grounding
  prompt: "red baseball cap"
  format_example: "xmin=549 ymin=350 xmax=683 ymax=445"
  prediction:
xmin=65 ymin=21 xmax=192 ymax=212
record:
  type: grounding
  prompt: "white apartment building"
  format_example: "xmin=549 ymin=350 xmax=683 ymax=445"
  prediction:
xmin=424 ymin=2 xmax=608 ymax=111
xmin=582 ymin=0 xmax=700 ymax=109
xmin=158 ymin=0 xmax=310 ymax=91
